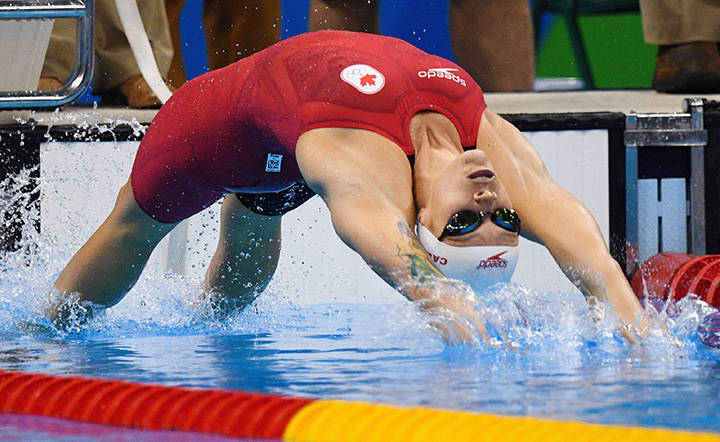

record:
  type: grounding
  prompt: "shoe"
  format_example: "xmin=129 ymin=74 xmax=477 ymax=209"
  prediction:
xmin=102 ymin=74 xmax=174 ymax=109
xmin=36 ymin=77 xmax=63 ymax=91
xmin=653 ymin=42 xmax=720 ymax=94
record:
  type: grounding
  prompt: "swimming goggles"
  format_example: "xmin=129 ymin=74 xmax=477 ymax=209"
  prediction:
xmin=438 ymin=208 xmax=521 ymax=241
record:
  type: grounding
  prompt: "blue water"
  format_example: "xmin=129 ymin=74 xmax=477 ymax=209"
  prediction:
xmin=0 ymin=414 xmax=251 ymax=442
xmin=1 ymin=170 xmax=720 ymax=439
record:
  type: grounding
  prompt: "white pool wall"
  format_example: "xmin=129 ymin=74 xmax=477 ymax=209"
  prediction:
xmin=39 ymin=128 xmax=609 ymax=304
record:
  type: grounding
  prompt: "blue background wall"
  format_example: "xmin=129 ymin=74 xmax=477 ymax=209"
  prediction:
xmin=180 ymin=0 xmax=454 ymax=81
xmin=177 ymin=0 xmax=654 ymax=90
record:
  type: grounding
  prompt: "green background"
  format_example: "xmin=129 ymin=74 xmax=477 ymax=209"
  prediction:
xmin=536 ymin=13 xmax=657 ymax=89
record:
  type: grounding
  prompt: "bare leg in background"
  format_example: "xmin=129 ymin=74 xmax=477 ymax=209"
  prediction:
xmin=449 ymin=0 xmax=535 ymax=92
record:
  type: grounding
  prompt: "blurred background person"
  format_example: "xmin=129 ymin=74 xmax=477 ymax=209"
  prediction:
xmin=639 ymin=0 xmax=720 ymax=93
xmin=38 ymin=0 xmax=174 ymax=108
xmin=165 ymin=0 xmax=281 ymax=87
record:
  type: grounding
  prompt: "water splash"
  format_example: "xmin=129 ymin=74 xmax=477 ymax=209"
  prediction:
xmin=4 ymin=157 xmax=720 ymax=432
xmin=3 ymin=117 xmax=720 ymax=433
xmin=13 ymin=106 xmax=148 ymax=141
xmin=0 ymin=120 xmax=716 ymax=362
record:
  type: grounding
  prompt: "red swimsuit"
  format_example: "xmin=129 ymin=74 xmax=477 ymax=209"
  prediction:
xmin=131 ymin=30 xmax=487 ymax=223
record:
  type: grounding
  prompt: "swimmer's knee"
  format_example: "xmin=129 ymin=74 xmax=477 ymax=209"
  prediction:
xmin=106 ymin=181 xmax=178 ymax=243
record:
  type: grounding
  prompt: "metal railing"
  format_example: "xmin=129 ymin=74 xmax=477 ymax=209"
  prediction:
xmin=624 ymin=98 xmax=709 ymax=272
xmin=0 ymin=0 xmax=93 ymax=109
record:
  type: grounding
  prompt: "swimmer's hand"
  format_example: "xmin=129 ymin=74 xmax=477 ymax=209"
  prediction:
xmin=588 ymin=296 xmax=680 ymax=347
xmin=627 ymin=308 xmax=680 ymax=347
xmin=415 ymin=292 xmax=490 ymax=346
xmin=413 ymin=288 xmax=516 ymax=350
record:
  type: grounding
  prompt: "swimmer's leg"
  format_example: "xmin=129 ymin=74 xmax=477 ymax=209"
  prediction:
xmin=52 ymin=179 xmax=178 ymax=320
xmin=202 ymin=194 xmax=281 ymax=314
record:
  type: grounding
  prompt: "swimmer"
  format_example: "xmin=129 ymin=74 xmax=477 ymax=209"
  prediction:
xmin=51 ymin=31 xmax=650 ymax=344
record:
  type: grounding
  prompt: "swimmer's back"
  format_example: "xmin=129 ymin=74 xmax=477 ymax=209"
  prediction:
xmin=245 ymin=30 xmax=486 ymax=154
xmin=131 ymin=31 xmax=486 ymax=223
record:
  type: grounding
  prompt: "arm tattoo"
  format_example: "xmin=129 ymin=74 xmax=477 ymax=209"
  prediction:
xmin=396 ymin=221 xmax=444 ymax=283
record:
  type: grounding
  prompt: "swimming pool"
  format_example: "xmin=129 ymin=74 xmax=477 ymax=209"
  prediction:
xmin=2 ymin=234 xmax=720 ymax=440
xmin=2 ymin=111 xmax=720 ymax=441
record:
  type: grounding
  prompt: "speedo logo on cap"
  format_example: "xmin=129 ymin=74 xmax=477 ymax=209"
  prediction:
xmin=428 ymin=251 xmax=510 ymax=269
xmin=417 ymin=68 xmax=467 ymax=86
xmin=341 ymin=64 xmax=385 ymax=94
xmin=477 ymin=252 xmax=509 ymax=269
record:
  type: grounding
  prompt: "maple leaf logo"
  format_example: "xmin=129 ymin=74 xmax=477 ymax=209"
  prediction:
xmin=359 ymin=74 xmax=376 ymax=87
xmin=340 ymin=64 xmax=385 ymax=94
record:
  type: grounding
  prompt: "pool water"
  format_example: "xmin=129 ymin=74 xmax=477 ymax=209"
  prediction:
xmin=1 ymin=168 xmax=720 ymax=439
xmin=2 ymin=256 xmax=720 ymax=432
xmin=0 ymin=414 xmax=252 ymax=442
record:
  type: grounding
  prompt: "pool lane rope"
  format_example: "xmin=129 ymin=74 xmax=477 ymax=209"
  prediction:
xmin=0 ymin=370 xmax=718 ymax=442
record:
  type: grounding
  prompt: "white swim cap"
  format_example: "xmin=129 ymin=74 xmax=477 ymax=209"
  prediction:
xmin=416 ymin=222 xmax=519 ymax=292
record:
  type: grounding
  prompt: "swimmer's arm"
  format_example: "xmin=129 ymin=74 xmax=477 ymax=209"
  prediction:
xmin=328 ymin=197 xmax=492 ymax=345
xmin=484 ymin=111 xmax=649 ymax=342
xmin=295 ymin=130 xmax=490 ymax=345
xmin=525 ymin=183 xmax=649 ymax=342
xmin=508 ymin=159 xmax=648 ymax=341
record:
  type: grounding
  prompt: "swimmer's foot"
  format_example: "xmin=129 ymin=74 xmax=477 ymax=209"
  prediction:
xmin=195 ymin=289 xmax=258 ymax=320
xmin=653 ymin=42 xmax=720 ymax=94
xmin=102 ymin=75 xmax=175 ymax=109
xmin=45 ymin=290 xmax=97 ymax=330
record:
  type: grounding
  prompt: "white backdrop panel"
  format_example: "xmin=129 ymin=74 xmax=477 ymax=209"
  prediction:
xmin=40 ymin=128 xmax=609 ymax=304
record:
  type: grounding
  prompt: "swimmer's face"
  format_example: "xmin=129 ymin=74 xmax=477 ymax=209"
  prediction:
xmin=417 ymin=149 xmax=519 ymax=247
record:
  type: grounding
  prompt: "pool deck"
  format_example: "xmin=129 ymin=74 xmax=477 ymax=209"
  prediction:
xmin=2 ymin=89 xmax=719 ymax=128
xmin=485 ymin=89 xmax=719 ymax=115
